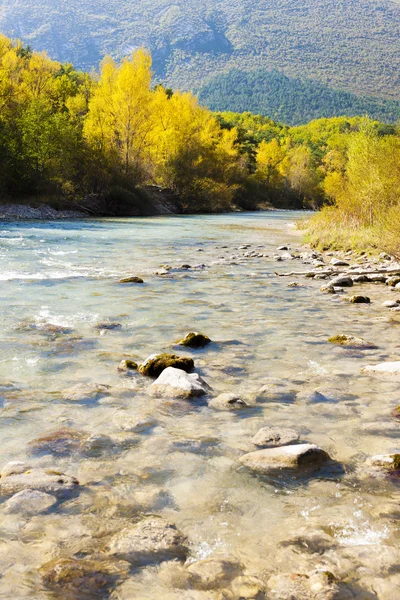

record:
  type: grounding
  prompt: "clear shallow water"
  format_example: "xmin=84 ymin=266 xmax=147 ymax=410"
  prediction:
xmin=0 ymin=212 xmax=399 ymax=599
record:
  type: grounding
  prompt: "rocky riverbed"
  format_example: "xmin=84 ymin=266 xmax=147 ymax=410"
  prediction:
xmin=0 ymin=212 xmax=399 ymax=599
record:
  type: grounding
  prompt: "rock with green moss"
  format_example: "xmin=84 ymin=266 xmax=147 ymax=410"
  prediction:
xmin=138 ymin=353 xmax=194 ymax=378
xmin=119 ymin=276 xmax=144 ymax=284
xmin=328 ymin=334 xmax=377 ymax=349
xmin=350 ymin=295 xmax=370 ymax=304
xmin=118 ymin=359 xmax=138 ymax=373
xmin=366 ymin=454 xmax=400 ymax=471
xmin=176 ymin=332 xmax=211 ymax=348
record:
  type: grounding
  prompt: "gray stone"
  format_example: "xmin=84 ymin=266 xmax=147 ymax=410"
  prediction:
xmin=252 ymin=426 xmax=299 ymax=448
xmin=63 ymin=383 xmax=111 ymax=403
xmin=4 ymin=489 xmax=57 ymax=514
xmin=106 ymin=517 xmax=188 ymax=564
xmin=150 ymin=367 xmax=212 ymax=398
xmin=240 ymin=444 xmax=330 ymax=474
xmin=187 ymin=558 xmax=242 ymax=590
xmin=0 ymin=465 xmax=79 ymax=497
xmin=330 ymin=258 xmax=350 ymax=266
xmin=329 ymin=276 xmax=353 ymax=287
xmin=208 ymin=393 xmax=249 ymax=410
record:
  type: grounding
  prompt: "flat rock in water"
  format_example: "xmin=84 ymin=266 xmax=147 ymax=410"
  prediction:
xmin=328 ymin=334 xmax=377 ymax=349
xmin=362 ymin=362 xmax=400 ymax=378
xmin=150 ymin=367 xmax=211 ymax=398
xmin=252 ymin=426 xmax=299 ymax=448
xmin=208 ymin=393 xmax=249 ymax=410
xmin=29 ymin=428 xmax=85 ymax=456
xmin=106 ymin=517 xmax=188 ymax=565
xmin=0 ymin=464 xmax=79 ymax=497
xmin=240 ymin=444 xmax=330 ymax=474
xmin=41 ymin=557 xmax=129 ymax=595
xmin=139 ymin=353 xmax=194 ymax=377
xmin=366 ymin=454 xmax=400 ymax=471
xmin=4 ymin=489 xmax=57 ymax=514
xmin=382 ymin=300 xmax=399 ymax=308
xmin=95 ymin=322 xmax=122 ymax=330
xmin=62 ymin=383 xmax=111 ymax=402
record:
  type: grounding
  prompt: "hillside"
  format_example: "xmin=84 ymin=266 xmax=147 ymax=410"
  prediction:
xmin=199 ymin=69 xmax=400 ymax=125
xmin=0 ymin=0 xmax=400 ymax=101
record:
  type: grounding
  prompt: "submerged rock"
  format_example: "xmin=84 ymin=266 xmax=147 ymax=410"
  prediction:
xmin=257 ymin=379 xmax=298 ymax=403
xmin=62 ymin=383 xmax=111 ymax=403
xmin=208 ymin=393 xmax=249 ymax=410
xmin=139 ymin=353 xmax=194 ymax=378
xmin=119 ymin=276 xmax=144 ymax=283
xmin=0 ymin=464 xmax=79 ymax=497
xmin=95 ymin=322 xmax=122 ymax=330
xmin=328 ymin=334 xmax=377 ymax=349
xmin=106 ymin=517 xmax=188 ymax=565
xmin=4 ymin=489 xmax=57 ymax=514
xmin=251 ymin=426 xmax=299 ymax=448
xmin=176 ymin=332 xmax=211 ymax=348
xmin=267 ymin=570 xmax=353 ymax=600
xmin=29 ymin=428 xmax=85 ymax=456
xmin=187 ymin=558 xmax=242 ymax=590
xmin=240 ymin=444 xmax=330 ymax=474
xmin=41 ymin=557 xmax=129 ymax=596
xmin=150 ymin=367 xmax=211 ymax=398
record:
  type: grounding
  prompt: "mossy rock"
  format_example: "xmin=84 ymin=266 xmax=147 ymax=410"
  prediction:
xmin=176 ymin=332 xmax=211 ymax=349
xmin=328 ymin=334 xmax=376 ymax=349
xmin=392 ymin=454 xmax=400 ymax=470
xmin=119 ymin=276 xmax=144 ymax=284
xmin=387 ymin=276 xmax=400 ymax=287
xmin=118 ymin=359 xmax=138 ymax=373
xmin=328 ymin=335 xmax=351 ymax=345
xmin=350 ymin=295 xmax=370 ymax=304
xmin=138 ymin=353 xmax=194 ymax=377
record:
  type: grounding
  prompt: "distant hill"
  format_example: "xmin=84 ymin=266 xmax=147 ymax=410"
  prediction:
xmin=1 ymin=0 xmax=400 ymax=102
xmin=198 ymin=69 xmax=400 ymax=125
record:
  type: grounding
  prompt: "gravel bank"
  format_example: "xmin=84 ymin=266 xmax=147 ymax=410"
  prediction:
xmin=0 ymin=204 xmax=86 ymax=220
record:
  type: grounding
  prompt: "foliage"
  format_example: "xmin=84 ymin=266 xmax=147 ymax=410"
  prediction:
xmin=199 ymin=69 xmax=400 ymax=126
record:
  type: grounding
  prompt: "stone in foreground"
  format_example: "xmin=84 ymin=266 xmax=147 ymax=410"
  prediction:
xmin=329 ymin=275 xmax=353 ymax=287
xmin=0 ymin=464 xmax=79 ymax=497
xmin=176 ymin=332 xmax=211 ymax=348
xmin=151 ymin=367 xmax=211 ymax=398
xmin=139 ymin=353 xmax=194 ymax=377
xmin=240 ymin=443 xmax=330 ymax=474
xmin=106 ymin=517 xmax=188 ymax=565
xmin=41 ymin=557 xmax=128 ymax=596
xmin=350 ymin=295 xmax=370 ymax=304
xmin=251 ymin=426 xmax=299 ymax=448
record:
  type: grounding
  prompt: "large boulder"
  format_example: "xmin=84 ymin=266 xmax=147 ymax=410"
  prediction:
xmin=106 ymin=517 xmax=188 ymax=565
xmin=240 ymin=444 xmax=330 ymax=474
xmin=251 ymin=426 xmax=299 ymax=448
xmin=176 ymin=332 xmax=211 ymax=349
xmin=0 ymin=463 xmax=79 ymax=496
xmin=150 ymin=367 xmax=211 ymax=399
xmin=139 ymin=353 xmax=194 ymax=378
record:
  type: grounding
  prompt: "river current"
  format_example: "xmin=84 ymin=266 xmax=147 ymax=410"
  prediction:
xmin=0 ymin=212 xmax=399 ymax=599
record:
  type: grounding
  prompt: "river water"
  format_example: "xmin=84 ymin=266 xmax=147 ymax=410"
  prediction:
xmin=0 ymin=212 xmax=399 ymax=599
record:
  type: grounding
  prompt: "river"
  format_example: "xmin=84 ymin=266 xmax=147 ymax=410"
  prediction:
xmin=0 ymin=211 xmax=398 ymax=599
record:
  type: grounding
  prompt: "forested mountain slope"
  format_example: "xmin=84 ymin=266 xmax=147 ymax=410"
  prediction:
xmin=1 ymin=0 xmax=400 ymax=100
xmin=199 ymin=70 xmax=400 ymax=125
